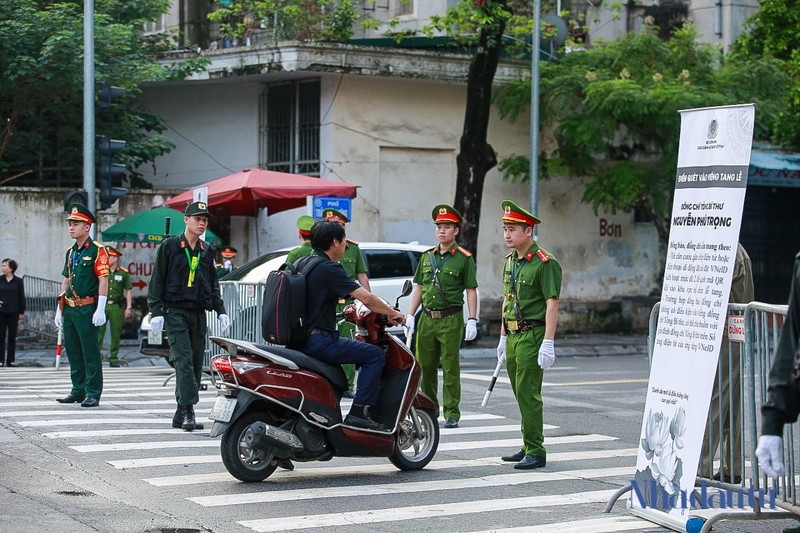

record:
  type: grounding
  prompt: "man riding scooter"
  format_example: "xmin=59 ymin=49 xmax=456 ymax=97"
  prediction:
xmin=297 ymin=219 xmax=406 ymax=431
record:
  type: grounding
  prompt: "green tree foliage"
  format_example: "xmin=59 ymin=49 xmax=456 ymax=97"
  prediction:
xmin=495 ymin=22 xmax=790 ymax=244
xmin=731 ymin=0 xmax=800 ymax=147
xmin=0 ymin=0 xmax=208 ymax=187
xmin=208 ymin=0 xmax=361 ymax=43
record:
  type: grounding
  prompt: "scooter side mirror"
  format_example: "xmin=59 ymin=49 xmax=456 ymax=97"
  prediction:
xmin=400 ymin=279 xmax=413 ymax=298
xmin=395 ymin=279 xmax=414 ymax=308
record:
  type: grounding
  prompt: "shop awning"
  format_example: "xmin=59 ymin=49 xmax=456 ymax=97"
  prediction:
xmin=749 ymin=148 xmax=800 ymax=188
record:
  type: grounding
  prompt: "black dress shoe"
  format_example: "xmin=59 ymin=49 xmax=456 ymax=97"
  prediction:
xmin=182 ymin=404 xmax=197 ymax=431
xmin=57 ymin=394 xmax=86 ymax=404
xmin=444 ymin=418 xmax=459 ymax=428
xmin=80 ymin=397 xmax=100 ymax=408
xmin=344 ymin=405 xmax=385 ymax=431
xmin=501 ymin=449 xmax=526 ymax=462
xmin=109 ymin=361 xmax=120 ymax=368
xmin=343 ymin=389 xmax=355 ymax=399
xmin=514 ymin=455 xmax=546 ymax=470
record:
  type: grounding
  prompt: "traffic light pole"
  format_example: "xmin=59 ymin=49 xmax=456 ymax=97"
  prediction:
xmin=83 ymin=0 xmax=96 ymax=218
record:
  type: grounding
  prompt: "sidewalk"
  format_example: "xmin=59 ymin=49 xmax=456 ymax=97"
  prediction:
xmin=9 ymin=333 xmax=648 ymax=368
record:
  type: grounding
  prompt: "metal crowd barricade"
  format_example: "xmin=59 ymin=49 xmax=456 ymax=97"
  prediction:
xmin=22 ymin=275 xmax=61 ymax=340
xmin=607 ymin=301 xmax=800 ymax=532
xmin=203 ymin=281 xmax=267 ymax=367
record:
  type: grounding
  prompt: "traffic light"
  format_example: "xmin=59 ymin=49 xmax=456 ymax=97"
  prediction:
xmin=97 ymin=135 xmax=127 ymax=210
xmin=64 ymin=190 xmax=89 ymax=212
xmin=97 ymin=82 xmax=126 ymax=109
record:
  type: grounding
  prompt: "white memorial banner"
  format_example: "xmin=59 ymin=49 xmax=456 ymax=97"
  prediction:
xmin=628 ymin=104 xmax=755 ymax=531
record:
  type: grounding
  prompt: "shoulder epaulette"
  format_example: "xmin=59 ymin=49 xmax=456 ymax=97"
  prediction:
xmin=424 ymin=246 xmax=436 ymax=253
xmin=119 ymin=266 xmax=130 ymax=273
xmin=93 ymin=240 xmax=105 ymax=248
xmin=505 ymin=252 xmax=513 ymax=259
xmin=346 ymin=239 xmax=359 ymax=245
xmin=536 ymin=249 xmax=551 ymax=263
xmin=458 ymin=246 xmax=472 ymax=257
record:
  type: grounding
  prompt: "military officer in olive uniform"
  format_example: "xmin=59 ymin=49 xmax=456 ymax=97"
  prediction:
xmin=406 ymin=205 xmax=478 ymax=429
xmin=54 ymin=204 xmax=109 ymax=408
xmin=148 ymin=201 xmax=230 ymax=431
xmin=97 ymin=246 xmax=132 ymax=367
xmin=322 ymin=208 xmax=370 ymax=398
xmin=215 ymin=246 xmax=238 ymax=279
xmin=285 ymin=215 xmax=315 ymax=263
xmin=496 ymin=200 xmax=562 ymax=469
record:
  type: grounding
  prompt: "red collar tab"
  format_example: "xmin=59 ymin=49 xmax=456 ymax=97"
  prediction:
xmin=525 ymin=250 xmax=534 ymax=261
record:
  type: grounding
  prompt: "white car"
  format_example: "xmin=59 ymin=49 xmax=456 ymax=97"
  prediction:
xmin=140 ymin=241 xmax=478 ymax=356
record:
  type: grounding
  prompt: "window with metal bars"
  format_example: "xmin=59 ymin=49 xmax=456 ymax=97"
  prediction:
xmin=259 ymin=80 xmax=320 ymax=175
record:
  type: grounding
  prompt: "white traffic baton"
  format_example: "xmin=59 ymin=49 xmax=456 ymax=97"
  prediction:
xmin=55 ymin=327 xmax=63 ymax=369
xmin=481 ymin=359 xmax=504 ymax=408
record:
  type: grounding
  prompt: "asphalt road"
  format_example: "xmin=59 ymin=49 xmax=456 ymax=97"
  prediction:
xmin=0 ymin=354 xmax=797 ymax=533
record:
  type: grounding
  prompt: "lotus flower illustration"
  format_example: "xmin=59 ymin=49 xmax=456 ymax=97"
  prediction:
xmin=641 ymin=409 xmax=670 ymax=460
xmin=670 ymin=406 xmax=687 ymax=449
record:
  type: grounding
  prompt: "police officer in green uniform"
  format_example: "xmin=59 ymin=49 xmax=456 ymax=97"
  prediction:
xmin=148 ymin=201 xmax=230 ymax=431
xmin=286 ymin=215 xmax=315 ymax=263
xmin=97 ymin=246 xmax=132 ymax=367
xmin=321 ymin=209 xmax=369 ymax=398
xmin=496 ymin=200 xmax=562 ymax=469
xmin=54 ymin=204 xmax=109 ymax=408
xmin=406 ymin=205 xmax=478 ymax=429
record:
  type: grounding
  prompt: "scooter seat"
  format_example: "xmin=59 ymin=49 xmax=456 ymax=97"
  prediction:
xmin=252 ymin=343 xmax=348 ymax=391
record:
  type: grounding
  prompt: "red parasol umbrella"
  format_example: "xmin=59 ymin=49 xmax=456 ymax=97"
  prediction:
xmin=162 ymin=168 xmax=358 ymax=217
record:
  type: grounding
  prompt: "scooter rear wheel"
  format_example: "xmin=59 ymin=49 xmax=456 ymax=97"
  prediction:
xmin=221 ymin=411 xmax=280 ymax=482
xmin=389 ymin=407 xmax=439 ymax=470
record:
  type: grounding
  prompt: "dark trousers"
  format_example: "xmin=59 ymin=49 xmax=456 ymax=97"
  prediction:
xmin=164 ymin=307 xmax=206 ymax=406
xmin=0 ymin=312 xmax=19 ymax=365
xmin=302 ymin=332 xmax=385 ymax=406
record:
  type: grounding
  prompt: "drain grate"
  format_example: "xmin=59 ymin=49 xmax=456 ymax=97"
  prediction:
xmin=55 ymin=490 xmax=93 ymax=496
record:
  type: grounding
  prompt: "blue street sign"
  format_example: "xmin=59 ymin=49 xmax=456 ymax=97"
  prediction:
xmin=313 ymin=197 xmax=352 ymax=221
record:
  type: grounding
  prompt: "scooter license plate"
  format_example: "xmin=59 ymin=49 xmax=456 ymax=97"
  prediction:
xmin=209 ymin=396 xmax=237 ymax=423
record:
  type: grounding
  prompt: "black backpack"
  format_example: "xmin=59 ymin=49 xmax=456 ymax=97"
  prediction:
xmin=261 ymin=256 xmax=325 ymax=347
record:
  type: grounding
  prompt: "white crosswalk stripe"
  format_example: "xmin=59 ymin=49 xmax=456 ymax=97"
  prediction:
xmin=0 ymin=366 xmax=656 ymax=532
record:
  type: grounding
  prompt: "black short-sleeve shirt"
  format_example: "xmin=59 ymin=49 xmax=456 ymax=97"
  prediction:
xmin=300 ymin=251 xmax=360 ymax=332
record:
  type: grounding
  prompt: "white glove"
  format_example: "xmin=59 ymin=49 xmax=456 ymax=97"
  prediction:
xmin=465 ymin=318 xmax=478 ymax=341
xmin=405 ymin=314 xmax=415 ymax=335
xmin=92 ymin=295 xmax=107 ymax=326
xmin=496 ymin=335 xmax=507 ymax=364
xmin=150 ymin=316 xmax=164 ymax=335
xmin=756 ymin=435 xmax=785 ymax=478
xmin=538 ymin=338 xmax=555 ymax=370
xmin=54 ymin=306 xmax=63 ymax=328
xmin=224 ymin=259 xmax=232 ymax=271
xmin=219 ymin=313 xmax=231 ymax=332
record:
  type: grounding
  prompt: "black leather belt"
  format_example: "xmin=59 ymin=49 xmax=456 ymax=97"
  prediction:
xmin=422 ymin=306 xmax=461 ymax=319
xmin=505 ymin=318 xmax=545 ymax=334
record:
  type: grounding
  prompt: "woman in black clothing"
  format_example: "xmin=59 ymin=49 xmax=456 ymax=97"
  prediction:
xmin=0 ymin=259 xmax=25 ymax=367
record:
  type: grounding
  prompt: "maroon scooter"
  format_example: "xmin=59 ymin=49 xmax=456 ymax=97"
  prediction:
xmin=207 ymin=280 xmax=440 ymax=482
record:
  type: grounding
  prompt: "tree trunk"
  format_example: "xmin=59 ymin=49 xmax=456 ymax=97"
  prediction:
xmin=453 ymin=4 xmax=507 ymax=261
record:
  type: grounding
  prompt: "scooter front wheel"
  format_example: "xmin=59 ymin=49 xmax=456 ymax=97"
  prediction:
xmin=221 ymin=411 xmax=279 ymax=482
xmin=389 ymin=407 xmax=439 ymax=471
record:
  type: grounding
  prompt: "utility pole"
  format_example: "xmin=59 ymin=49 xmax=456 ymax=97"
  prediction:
xmin=529 ymin=0 xmax=542 ymax=230
xmin=83 ymin=0 xmax=96 ymax=217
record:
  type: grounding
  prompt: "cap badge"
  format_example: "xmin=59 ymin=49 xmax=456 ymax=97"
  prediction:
xmin=504 ymin=205 xmax=512 ymax=215
xmin=439 ymin=207 xmax=447 ymax=215
xmin=71 ymin=207 xmax=78 ymax=215
xmin=198 ymin=202 xmax=207 ymax=210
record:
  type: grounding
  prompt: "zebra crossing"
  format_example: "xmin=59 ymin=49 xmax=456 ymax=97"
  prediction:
xmin=0 ymin=366 xmax=663 ymax=532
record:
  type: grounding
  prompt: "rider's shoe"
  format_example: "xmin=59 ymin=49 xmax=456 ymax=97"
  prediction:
xmin=344 ymin=405 xmax=385 ymax=431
